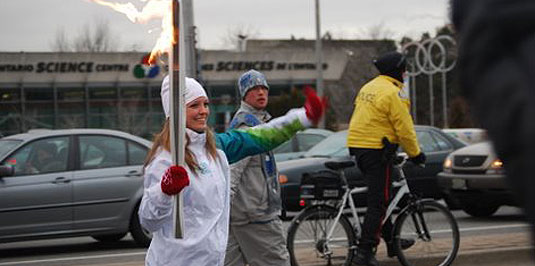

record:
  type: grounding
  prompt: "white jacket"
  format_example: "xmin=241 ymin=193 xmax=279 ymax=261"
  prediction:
xmin=139 ymin=108 xmax=311 ymax=266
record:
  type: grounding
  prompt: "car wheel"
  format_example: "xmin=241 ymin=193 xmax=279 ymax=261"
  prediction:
xmin=92 ymin=233 xmax=127 ymax=243
xmin=460 ymin=200 xmax=500 ymax=217
xmin=130 ymin=204 xmax=152 ymax=247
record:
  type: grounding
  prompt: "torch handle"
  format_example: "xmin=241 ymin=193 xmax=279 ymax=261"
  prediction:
xmin=169 ymin=0 xmax=185 ymax=239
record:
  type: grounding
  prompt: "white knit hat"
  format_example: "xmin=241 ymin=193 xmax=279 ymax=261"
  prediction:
xmin=161 ymin=75 xmax=208 ymax=118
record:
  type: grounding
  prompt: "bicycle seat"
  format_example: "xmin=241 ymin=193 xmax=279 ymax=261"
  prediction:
xmin=324 ymin=161 xmax=355 ymax=171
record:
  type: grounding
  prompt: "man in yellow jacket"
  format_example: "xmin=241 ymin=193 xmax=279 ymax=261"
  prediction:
xmin=347 ymin=51 xmax=426 ymax=266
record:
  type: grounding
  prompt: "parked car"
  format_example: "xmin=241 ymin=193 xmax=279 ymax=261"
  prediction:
xmin=442 ymin=128 xmax=488 ymax=144
xmin=437 ymin=141 xmax=515 ymax=217
xmin=0 ymin=129 xmax=152 ymax=246
xmin=278 ymin=126 xmax=466 ymax=212
xmin=273 ymin=128 xmax=333 ymax=162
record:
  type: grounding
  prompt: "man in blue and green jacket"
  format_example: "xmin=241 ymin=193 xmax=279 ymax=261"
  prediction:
xmin=225 ymin=70 xmax=290 ymax=266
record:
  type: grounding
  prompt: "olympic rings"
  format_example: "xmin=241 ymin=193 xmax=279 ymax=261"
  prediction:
xmin=402 ymin=35 xmax=457 ymax=76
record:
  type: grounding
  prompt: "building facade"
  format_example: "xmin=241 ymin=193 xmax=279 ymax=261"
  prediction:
xmin=0 ymin=39 xmax=395 ymax=138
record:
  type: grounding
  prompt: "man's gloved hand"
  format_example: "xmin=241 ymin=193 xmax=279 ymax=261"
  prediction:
xmin=161 ymin=165 xmax=190 ymax=195
xmin=303 ymin=86 xmax=327 ymax=125
xmin=409 ymin=152 xmax=426 ymax=165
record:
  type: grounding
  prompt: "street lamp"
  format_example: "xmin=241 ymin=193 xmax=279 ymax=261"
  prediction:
xmin=315 ymin=0 xmax=324 ymax=128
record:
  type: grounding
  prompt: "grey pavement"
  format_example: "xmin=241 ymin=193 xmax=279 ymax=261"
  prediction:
xmin=108 ymin=231 xmax=535 ymax=266
xmin=295 ymin=232 xmax=534 ymax=266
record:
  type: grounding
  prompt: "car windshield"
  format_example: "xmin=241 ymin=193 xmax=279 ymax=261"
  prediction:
xmin=304 ymin=131 xmax=348 ymax=158
xmin=0 ymin=139 xmax=22 ymax=159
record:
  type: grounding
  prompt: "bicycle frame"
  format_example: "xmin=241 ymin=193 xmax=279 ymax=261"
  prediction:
xmin=325 ymin=157 xmax=412 ymax=244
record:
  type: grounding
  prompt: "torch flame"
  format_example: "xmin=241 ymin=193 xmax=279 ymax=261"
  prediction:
xmin=89 ymin=0 xmax=174 ymax=64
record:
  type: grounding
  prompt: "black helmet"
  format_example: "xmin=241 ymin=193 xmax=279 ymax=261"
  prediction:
xmin=373 ymin=52 xmax=406 ymax=75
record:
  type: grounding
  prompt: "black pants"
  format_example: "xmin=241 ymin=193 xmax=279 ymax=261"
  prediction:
xmin=350 ymin=148 xmax=394 ymax=251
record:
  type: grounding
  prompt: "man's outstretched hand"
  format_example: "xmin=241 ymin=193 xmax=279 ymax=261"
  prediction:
xmin=304 ymin=86 xmax=327 ymax=125
xmin=161 ymin=165 xmax=190 ymax=195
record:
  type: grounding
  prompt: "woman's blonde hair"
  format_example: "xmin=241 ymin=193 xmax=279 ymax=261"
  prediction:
xmin=144 ymin=119 xmax=218 ymax=174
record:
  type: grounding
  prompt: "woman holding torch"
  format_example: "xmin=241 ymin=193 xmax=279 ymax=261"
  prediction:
xmin=139 ymin=76 xmax=325 ymax=266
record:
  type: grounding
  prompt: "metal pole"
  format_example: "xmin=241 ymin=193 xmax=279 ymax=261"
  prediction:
xmin=411 ymin=75 xmax=417 ymax=123
xmin=170 ymin=0 xmax=186 ymax=239
xmin=428 ymin=74 xmax=434 ymax=127
xmin=442 ymin=71 xmax=448 ymax=128
xmin=315 ymin=0 xmax=324 ymax=128
xmin=182 ymin=0 xmax=196 ymax=78
xmin=409 ymin=64 xmax=417 ymax=123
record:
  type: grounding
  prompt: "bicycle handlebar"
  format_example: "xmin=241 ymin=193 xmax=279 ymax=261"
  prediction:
xmin=393 ymin=154 xmax=425 ymax=168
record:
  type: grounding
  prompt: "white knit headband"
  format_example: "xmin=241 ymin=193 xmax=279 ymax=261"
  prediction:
xmin=160 ymin=75 xmax=208 ymax=118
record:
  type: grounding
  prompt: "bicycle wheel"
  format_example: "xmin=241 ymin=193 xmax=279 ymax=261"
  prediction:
xmin=287 ymin=205 xmax=356 ymax=266
xmin=393 ymin=200 xmax=460 ymax=266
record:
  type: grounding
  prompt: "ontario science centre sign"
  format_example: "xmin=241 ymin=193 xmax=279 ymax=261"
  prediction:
xmin=0 ymin=49 xmax=348 ymax=84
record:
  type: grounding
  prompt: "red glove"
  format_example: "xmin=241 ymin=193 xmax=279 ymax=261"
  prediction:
xmin=161 ymin=165 xmax=190 ymax=195
xmin=303 ymin=86 xmax=327 ymax=125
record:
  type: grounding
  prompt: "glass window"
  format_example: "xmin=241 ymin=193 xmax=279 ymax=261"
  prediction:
xmin=88 ymin=115 xmax=117 ymax=129
xmin=121 ymin=87 xmax=147 ymax=99
xmin=57 ymin=87 xmax=85 ymax=101
xmin=3 ymin=137 xmax=70 ymax=176
xmin=25 ymin=116 xmax=54 ymax=130
xmin=0 ymin=88 xmax=21 ymax=102
xmin=89 ymin=101 xmax=118 ymax=115
xmin=25 ymin=87 xmax=53 ymax=101
xmin=273 ymin=140 xmax=293 ymax=154
xmin=416 ymin=131 xmax=440 ymax=153
xmin=119 ymin=100 xmax=149 ymax=113
xmin=151 ymin=100 xmax=163 ymax=113
xmin=431 ymin=132 xmax=452 ymax=151
xmin=89 ymin=87 xmax=117 ymax=99
xmin=128 ymin=141 xmax=148 ymax=165
xmin=0 ymin=114 xmax=23 ymax=136
xmin=297 ymin=134 xmax=324 ymax=152
xmin=305 ymin=131 xmax=347 ymax=158
xmin=25 ymin=102 xmax=54 ymax=116
xmin=0 ymin=103 xmax=21 ymax=116
xmin=58 ymin=102 xmax=85 ymax=115
xmin=57 ymin=114 xmax=85 ymax=128
xmin=0 ymin=140 xmax=22 ymax=158
xmin=150 ymin=86 xmax=161 ymax=99
xmin=79 ymin=135 xmax=127 ymax=170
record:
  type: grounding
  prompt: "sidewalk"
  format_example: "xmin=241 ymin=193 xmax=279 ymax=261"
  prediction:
xmin=84 ymin=232 xmax=535 ymax=266
xmin=379 ymin=232 xmax=534 ymax=266
xmin=297 ymin=232 xmax=534 ymax=266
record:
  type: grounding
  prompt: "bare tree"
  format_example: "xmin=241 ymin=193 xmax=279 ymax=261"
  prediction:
xmin=359 ymin=22 xmax=395 ymax=40
xmin=219 ymin=24 xmax=260 ymax=51
xmin=51 ymin=20 xmax=119 ymax=52
xmin=51 ymin=27 xmax=72 ymax=52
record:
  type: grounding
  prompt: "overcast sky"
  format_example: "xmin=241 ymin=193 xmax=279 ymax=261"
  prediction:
xmin=0 ymin=0 xmax=450 ymax=52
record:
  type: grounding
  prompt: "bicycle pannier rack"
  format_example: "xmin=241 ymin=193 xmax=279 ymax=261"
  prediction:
xmin=300 ymin=170 xmax=342 ymax=200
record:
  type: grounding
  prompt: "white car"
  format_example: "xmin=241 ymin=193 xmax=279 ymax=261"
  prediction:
xmin=437 ymin=141 xmax=515 ymax=217
xmin=442 ymin=128 xmax=488 ymax=144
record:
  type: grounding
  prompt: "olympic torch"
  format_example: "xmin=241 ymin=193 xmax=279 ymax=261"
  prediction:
xmin=169 ymin=0 xmax=186 ymax=239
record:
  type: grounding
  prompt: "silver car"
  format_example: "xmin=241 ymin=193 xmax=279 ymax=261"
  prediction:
xmin=0 ymin=129 xmax=152 ymax=246
xmin=273 ymin=128 xmax=333 ymax=162
xmin=438 ymin=141 xmax=514 ymax=217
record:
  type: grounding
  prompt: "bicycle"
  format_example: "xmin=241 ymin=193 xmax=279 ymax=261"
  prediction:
xmin=286 ymin=156 xmax=460 ymax=266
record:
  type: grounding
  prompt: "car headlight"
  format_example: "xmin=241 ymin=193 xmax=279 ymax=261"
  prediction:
xmin=487 ymin=159 xmax=505 ymax=174
xmin=443 ymin=156 xmax=453 ymax=173
xmin=490 ymin=159 xmax=503 ymax=169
